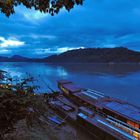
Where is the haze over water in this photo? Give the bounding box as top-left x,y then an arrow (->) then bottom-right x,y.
0,62 -> 140,107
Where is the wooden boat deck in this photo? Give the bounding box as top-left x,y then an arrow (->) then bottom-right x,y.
47,94 -> 137,140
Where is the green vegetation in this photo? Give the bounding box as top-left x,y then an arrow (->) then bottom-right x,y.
0,0 -> 83,17
0,71 -> 76,140
0,71 -> 46,139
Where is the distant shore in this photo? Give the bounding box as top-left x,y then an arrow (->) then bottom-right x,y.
1,47 -> 140,63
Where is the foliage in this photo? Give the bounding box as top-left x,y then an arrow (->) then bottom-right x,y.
0,0 -> 83,17
0,70 -> 7,81
0,72 -> 47,139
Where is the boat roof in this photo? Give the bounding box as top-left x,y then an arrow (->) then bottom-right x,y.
79,106 -> 94,116
58,80 -> 72,85
63,83 -> 82,93
103,100 -> 140,124
58,80 -> 140,124
73,89 -> 105,104
73,92 -> 97,106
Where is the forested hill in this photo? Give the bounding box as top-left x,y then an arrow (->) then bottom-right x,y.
0,47 -> 140,63
45,47 -> 140,63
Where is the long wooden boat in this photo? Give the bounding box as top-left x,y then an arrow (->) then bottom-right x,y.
55,80 -> 140,140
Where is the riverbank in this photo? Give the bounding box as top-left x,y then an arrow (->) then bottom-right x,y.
0,71 -> 63,139
2,97 -> 77,140
0,70 -> 92,140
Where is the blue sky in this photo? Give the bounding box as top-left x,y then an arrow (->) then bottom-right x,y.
0,0 -> 140,57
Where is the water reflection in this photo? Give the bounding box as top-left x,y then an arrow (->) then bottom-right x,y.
56,63 -> 140,77
0,62 -> 140,107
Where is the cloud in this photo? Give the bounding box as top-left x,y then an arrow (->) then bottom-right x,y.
30,34 -> 56,40
0,36 -> 25,48
57,46 -> 85,53
0,49 -> 11,54
14,6 -> 49,23
0,0 -> 140,57
24,11 -> 48,21
35,46 -> 85,55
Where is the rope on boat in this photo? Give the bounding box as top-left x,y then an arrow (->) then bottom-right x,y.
40,75 -> 55,93
52,113 -> 70,129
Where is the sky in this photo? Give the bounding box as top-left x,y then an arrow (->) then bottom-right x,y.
0,0 -> 140,58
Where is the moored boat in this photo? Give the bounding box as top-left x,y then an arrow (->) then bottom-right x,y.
57,80 -> 140,140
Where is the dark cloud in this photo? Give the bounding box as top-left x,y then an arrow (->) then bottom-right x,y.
0,0 -> 140,57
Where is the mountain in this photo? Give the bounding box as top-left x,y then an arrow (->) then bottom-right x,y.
0,55 -> 34,62
0,47 -> 140,63
0,56 -> 9,62
10,55 -> 31,61
44,47 -> 140,63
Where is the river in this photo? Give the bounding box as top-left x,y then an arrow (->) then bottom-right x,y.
0,62 -> 140,107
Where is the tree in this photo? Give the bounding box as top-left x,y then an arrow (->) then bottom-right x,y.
0,0 -> 83,17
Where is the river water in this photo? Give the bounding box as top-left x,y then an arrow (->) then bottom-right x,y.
0,62 -> 140,107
